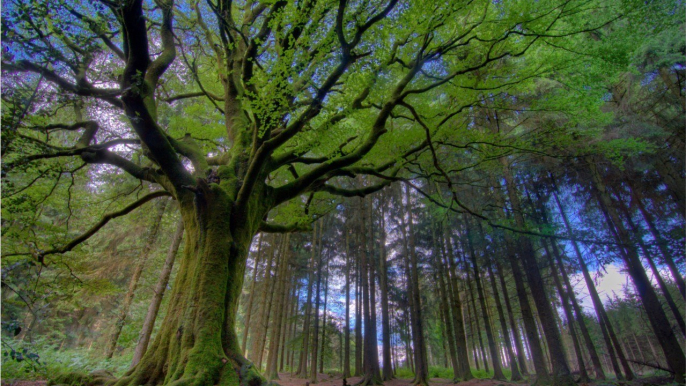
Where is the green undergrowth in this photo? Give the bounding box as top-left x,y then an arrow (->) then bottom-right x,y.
1,338 -> 131,380
394,366 -> 513,380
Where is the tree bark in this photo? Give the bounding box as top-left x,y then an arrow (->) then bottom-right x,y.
589,160 -> 684,383
379,201 -> 394,381
541,238 -> 590,383
266,234 -> 291,379
444,229 -> 474,381
310,225 -> 324,383
466,218 -> 506,380
358,196 -> 383,386
630,185 -> 686,299
434,223 -> 460,381
402,185 -> 429,386
550,178 -> 623,380
494,260 -> 529,377
297,222 -> 318,376
500,161 -> 574,386
319,259 -> 330,374
115,183 -> 273,386
132,216 -> 184,368
486,258 -> 523,381
344,225 -> 352,378
617,198 -> 685,336
241,233 -> 264,354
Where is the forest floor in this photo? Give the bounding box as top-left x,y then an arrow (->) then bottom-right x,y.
0,373 -> 675,386
265,374 -> 512,386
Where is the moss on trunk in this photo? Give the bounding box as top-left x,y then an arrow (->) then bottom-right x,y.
109,181 -> 272,386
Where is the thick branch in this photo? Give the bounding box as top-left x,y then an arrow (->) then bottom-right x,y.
259,221 -> 311,233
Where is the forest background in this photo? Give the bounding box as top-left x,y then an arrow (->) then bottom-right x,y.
0,0 -> 684,385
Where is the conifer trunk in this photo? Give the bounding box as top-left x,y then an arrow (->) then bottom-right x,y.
589,160 -> 685,383
434,224 -> 460,380
379,203 -> 394,381
310,227 -> 324,383
132,217 -> 184,368
501,162 -> 574,386
319,261 -> 330,374
466,218 -> 506,380
618,200 -> 685,335
401,186 -> 429,386
550,179 -> 621,380
297,223 -> 318,376
444,229 -> 474,381
495,260 -> 529,376
241,233 -> 264,353
486,259 -> 523,381
344,227 -> 352,378
630,186 -> 686,299
266,234 -> 291,380
542,239 -> 590,382
106,198 -> 168,359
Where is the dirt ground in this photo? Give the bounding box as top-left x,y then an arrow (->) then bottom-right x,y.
274,373 -> 514,386
0,373 -> 675,386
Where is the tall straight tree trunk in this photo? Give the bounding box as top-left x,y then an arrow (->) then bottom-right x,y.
368,198 -> 382,380
106,198 -> 169,359
241,233 -> 265,353
444,229 -> 474,380
537,181 -> 606,381
526,186 -> 591,383
344,226 -> 352,378
495,260 -> 529,376
319,261 -> 330,374
548,239 -> 606,380
251,234 -> 278,364
379,202 -> 394,381
486,258 -> 522,381
550,179 -> 624,380
355,230 -> 363,377
132,216 -> 184,367
358,196 -> 382,386
401,185 -> 429,386
266,234 -> 291,380
256,236 -> 283,370
466,218 -> 506,380
297,223 -> 318,376
589,160 -> 685,383
500,161 -> 573,386
434,224 -> 460,380
617,196 -> 686,335
285,283 -> 299,372
630,185 -> 686,299
465,266 -> 488,373
310,230 -> 325,383
541,239 -> 590,382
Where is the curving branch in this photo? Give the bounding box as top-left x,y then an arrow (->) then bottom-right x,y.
35,191 -> 171,263
2,61 -> 123,108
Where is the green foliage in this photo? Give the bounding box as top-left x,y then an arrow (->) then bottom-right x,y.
1,337 -> 131,380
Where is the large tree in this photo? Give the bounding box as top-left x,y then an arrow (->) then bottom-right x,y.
2,0 -> 621,384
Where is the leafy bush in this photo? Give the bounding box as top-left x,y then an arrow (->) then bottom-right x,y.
428,366 -> 454,379
1,337 -> 131,380
395,367 -> 414,379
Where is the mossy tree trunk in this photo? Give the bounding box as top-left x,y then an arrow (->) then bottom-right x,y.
115,184 -> 272,386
